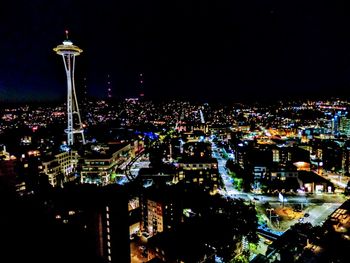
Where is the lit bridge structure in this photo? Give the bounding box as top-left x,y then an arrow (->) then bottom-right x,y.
123,148 -> 146,181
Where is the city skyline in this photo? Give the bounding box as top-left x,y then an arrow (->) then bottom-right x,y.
1,97 -> 350,262
2,1 -> 350,262
1,1 -> 350,102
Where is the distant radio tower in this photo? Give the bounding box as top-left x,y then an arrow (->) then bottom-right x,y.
83,77 -> 88,101
107,74 -> 112,99
139,72 -> 144,98
53,30 -> 85,146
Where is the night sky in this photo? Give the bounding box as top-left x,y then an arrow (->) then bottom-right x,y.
1,0 -> 350,102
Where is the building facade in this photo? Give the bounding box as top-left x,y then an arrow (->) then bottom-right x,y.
80,143 -> 133,185
42,150 -> 79,187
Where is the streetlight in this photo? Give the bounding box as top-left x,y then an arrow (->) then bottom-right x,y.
317,160 -> 323,175
266,208 -> 274,223
276,218 -> 280,229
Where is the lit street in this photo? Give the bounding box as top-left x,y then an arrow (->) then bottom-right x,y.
212,140 -> 347,232
303,203 -> 341,226
319,172 -> 350,189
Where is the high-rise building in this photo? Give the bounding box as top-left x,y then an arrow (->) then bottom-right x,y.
98,185 -> 131,263
140,185 -> 183,238
340,116 -> 350,136
50,184 -> 130,263
53,31 -> 85,146
331,114 -> 339,135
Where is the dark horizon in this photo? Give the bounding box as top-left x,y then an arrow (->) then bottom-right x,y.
0,93 -> 348,108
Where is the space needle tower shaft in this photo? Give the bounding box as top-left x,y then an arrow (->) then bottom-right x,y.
53,31 -> 85,146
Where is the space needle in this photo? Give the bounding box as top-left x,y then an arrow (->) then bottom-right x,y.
53,30 -> 85,146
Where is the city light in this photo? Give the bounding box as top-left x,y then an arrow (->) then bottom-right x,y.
1,3 -> 349,262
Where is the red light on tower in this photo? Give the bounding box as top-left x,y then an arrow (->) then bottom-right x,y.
107,74 -> 112,99
139,72 -> 144,98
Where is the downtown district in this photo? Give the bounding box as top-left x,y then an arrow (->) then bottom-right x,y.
1,97 -> 350,263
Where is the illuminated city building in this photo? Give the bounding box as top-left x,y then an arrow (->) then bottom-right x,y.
181,130 -> 206,143
51,185 -> 130,263
342,146 -> 350,175
80,142 -> 133,185
209,126 -> 232,141
140,186 -> 182,238
272,148 -> 280,162
53,31 -> 85,146
269,164 -> 298,181
128,196 -> 141,240
339,116 -> 350,136
0,145 -> 25,194
42,150 -> 79,187
0,145 -> 11,160
298,171 -> 334,193
331,113 -> 340,135
177,157 -> 219,193
97,185 -> 130,263
145,199 -> 164,235
272,146 -> 292,164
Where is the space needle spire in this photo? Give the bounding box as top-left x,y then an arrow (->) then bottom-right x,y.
53,30 -> 86,146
